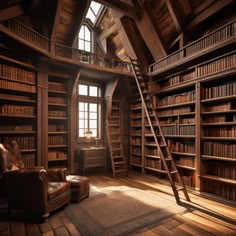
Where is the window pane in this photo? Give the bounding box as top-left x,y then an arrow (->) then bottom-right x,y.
85,42 -> 91,52
79,39 -> 84,50
89,86 -> 98,96
79,25 -> 84,39
79,112 -> 85,119
90,112 -> 97,119
90,120 -> 97,128
91,129 -> 97,137
89,103 -> 97,112
86,9 -> 96,23
90,1 -> 101,14
84,26 -> 90,41
79,129 -> 85,137
79,85 -> 88,95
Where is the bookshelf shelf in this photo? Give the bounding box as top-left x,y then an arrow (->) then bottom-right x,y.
0,58 -> 37,168
155,101 -> 195,110
47,75 -> 69,169
201,175 -> 236,185
171,151 -> 195,157
176,165 -> 195,170
201,155 -> 236,162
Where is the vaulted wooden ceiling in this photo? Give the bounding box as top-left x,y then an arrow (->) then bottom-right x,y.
0,0 -> 235,65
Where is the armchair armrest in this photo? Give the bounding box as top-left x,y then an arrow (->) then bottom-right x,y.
3,168 -> 48,217
47,168 -> 68,182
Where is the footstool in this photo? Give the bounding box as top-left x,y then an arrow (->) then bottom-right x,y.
66,175 -> 90,203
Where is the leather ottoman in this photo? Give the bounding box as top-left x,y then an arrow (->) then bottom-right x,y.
66,175 -> 90,203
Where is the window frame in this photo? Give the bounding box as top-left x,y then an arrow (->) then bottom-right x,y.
77,82 -> 103,143
78,24 -> 92,53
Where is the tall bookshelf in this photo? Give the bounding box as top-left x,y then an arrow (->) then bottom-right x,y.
130,47 -> 236,201
47,75 -> 69,168
129,79 -> 143,172
150,74 -> 197,188
199,52 -> 236,201
0,57 -> 37,167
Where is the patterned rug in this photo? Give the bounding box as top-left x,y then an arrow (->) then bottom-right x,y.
65,185 -> 186,236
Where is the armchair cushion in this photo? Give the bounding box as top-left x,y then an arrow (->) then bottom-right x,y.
48,182 -> 70,200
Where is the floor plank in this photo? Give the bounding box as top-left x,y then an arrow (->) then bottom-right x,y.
0,174 -> 235,236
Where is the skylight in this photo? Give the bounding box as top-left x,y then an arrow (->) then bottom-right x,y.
86,1 -> 102,24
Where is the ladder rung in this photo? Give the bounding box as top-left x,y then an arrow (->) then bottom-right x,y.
114,161 -> 125,165
114,169 -> 126,173
165,158 -> 172,161
176,187 -> 184,191
170,170 -> 178,174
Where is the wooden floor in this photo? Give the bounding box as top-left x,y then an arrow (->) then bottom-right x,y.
0,172 -> 236,236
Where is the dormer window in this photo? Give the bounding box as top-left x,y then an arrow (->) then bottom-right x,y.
78,25 -> 91,52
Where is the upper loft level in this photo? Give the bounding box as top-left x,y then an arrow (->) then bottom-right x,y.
1,17 -> 235,80
0,18 -> 132,76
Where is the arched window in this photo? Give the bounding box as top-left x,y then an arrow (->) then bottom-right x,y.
78,25 -> 91,52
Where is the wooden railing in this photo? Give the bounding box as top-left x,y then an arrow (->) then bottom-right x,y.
55,43 -> 132,72
6,19 -> 50,51
4,19 -> 131,73
148,19 -> 236,74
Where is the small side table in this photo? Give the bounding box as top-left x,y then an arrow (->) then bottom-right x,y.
78,146 -> 107,175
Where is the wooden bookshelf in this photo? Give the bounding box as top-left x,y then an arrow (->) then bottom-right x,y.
129,80 -> 143,171
130,30 -> 236,201
0,58 -> 37,168
47,76 -> 69,168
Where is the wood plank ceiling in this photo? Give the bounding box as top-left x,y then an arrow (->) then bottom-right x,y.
0,0 -> 235,64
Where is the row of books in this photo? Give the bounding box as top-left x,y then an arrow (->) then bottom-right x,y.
0,125 -> 33,131
156,91 -> 195,106
48,151 -> 67,160
167,140 -> 195,153
48,135 -> 66,145
130,147 -> 142,154
174,174 -> 195,187
48,125 -> 65,132
0,79 -> 36,93
201,180 -> 235,201
197,53 -> 236,78
204,126 -> 236,137
157,106 -> 193,116
0,136 -> 35,149
202,82 -> 236,100
175,156 -> 195,168
0,63 -> 36,84
203,101 -> 232,112
48,110 -> 66,118
48,82 -> 66,92
206,161 -> 236,180
203,115 -> 227,123
22,154 -> 35,168
0,104 -> 35,116
130,156 -> 142,165
202,141 -> 236,158
145,147 -> 159,156
48,96 -> 67,104
130,137 -> 142,145
145,159 -> 162,169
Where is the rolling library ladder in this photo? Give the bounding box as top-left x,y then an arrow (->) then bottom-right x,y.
106,100 -> 127,177
129,58 -> 191,205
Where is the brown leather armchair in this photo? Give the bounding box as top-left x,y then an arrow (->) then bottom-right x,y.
0,141 -> 71,218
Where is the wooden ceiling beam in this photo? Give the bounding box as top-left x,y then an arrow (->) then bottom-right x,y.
164,0 -> 183,33
0,4 -> 24,22
50,0 -> 64,41
93,0 -> 140,20
185,0 -> 234,31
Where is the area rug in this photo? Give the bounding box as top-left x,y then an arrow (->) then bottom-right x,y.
65,185 -> 186,236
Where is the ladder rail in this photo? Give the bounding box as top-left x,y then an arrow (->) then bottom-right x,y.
129,58 -> 190,204
106,101 -> 127,177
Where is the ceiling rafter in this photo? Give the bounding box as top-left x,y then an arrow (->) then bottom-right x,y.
0,4 -> 24,22
50,0 -> 64,41
164,0 -> 183,33
93,0 -> 141,20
